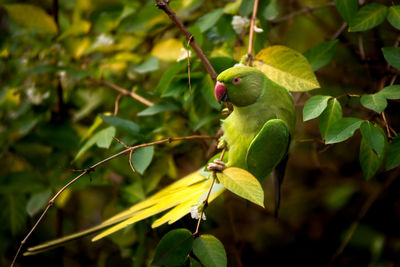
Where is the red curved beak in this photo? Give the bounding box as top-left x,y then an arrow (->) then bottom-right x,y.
215,82 -> 227,103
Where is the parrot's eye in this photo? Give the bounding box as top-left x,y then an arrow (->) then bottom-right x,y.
232,77 -> 241,84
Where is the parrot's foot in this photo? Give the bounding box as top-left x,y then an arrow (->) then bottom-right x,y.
207,159 -> 226,172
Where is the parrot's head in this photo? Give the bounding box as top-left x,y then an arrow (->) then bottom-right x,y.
215,66 -> 265,107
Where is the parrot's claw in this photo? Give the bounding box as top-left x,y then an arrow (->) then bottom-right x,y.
207,159 -> 227,172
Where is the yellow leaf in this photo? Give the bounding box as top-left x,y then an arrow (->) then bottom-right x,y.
217,167 -> 264,207
253,45 -> 320,92
151,38 -> 185,61
4,4 -> 58,34
93,179 -> 210,241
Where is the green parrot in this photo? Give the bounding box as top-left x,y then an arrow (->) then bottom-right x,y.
25,65 -> 295,255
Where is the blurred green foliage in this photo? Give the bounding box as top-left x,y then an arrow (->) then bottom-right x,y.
1,0 -> 400,266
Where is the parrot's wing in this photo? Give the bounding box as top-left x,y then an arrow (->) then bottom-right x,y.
25,170 -> 225,255
246,119 -> 290,183
246,119 -> 290,217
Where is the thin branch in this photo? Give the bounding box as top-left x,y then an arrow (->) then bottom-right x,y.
331,22 -> 347,40
381,111 -> 392,139
247,0 -> 259,66
193,147 -> 227,236
328,168 -> 400,266
358,33 -> 366,61
113,93 -> 123,116
271,2 -> 335,23
92,78 -> 154,107
11,135 -> 216,266
155,0 -> 218,82
186,35 -> 193,94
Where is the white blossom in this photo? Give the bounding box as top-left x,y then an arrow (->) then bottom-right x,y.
93,33 -> 114,48
26,86 -> 49,105
254,25 -> 264,33
232,15 -> 249,35
189,205 -> 206,220
176,48 -> 192,62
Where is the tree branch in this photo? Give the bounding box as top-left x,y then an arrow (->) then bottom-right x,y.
91,78 -> 154,107
155,0 -> 218,82
247,0 -> 259,66
11,135 -> 216,267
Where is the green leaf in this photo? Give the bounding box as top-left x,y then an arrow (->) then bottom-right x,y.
216,167 -> 264,207
100,115 -> 140,135
325,117 -> 363,144
303,95 -> 332,121
378,85 -> 400,99
195,8 -> 224,32
360,138 -> 384,180
360,93 -> 387,113
360,121 -> 386,156
319,98 -> 343,141
386,135 -> 400,170
4,4 -> 58,34
387,6 -> 400,30
75,127 -> 116,160
132,56 -> 159,74
303,40 -> 339,71
155,61 -> 187,93
26,189 -> 52,217
382,47 -> 400,71
334,0 -> 358,23
349,3 -> 388,32
137,103 -> 179,116
151,229 -> 194,266
132,146 -> 154,175
201,75 -> 221,110
253,46 -> 320,92
193,235 -> 227,267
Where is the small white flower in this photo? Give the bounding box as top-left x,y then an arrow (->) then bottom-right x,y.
189,205 -> 206,220
232,15 -> 249,35
234,63 -> 245,67
254,25 -> 264,33
177,48 -> 192,62
94,33 -> 114,48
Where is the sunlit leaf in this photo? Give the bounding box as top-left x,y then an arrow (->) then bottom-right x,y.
217,167 -> 264,207
387,5 -> 400,30
303,95 -> 331,121
195,8 -> 224,32
386,135 -> 400,170
303,40 -> 339,71
151,38 -> 185,61
360,121 -> 386,156
151,229 -> 193,266
75,127 -> 116,160
382,47 -> 400,71
360,93 -> 387,113
360,138 -> 384,180
193,235 -> 227,267
325,117 -> 362,144
349,3 -> 388,32
334,0 -> 358,23
319,98 -> 342,141
253,46 -> 320,92
4,4 -> 58,34
132,146 -> 154,175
